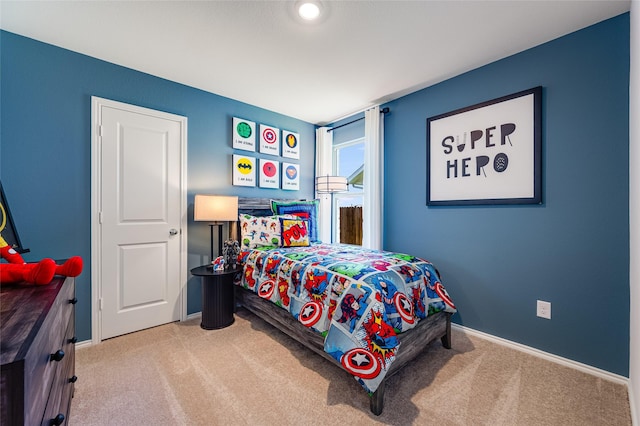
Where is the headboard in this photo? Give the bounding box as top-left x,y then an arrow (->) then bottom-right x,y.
238,197 -> 275,217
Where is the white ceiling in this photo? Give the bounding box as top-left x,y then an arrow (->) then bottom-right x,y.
0,1 -> 631,125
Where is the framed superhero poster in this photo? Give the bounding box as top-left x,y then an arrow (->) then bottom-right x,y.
427,86 -> 542,206
259,124 -> 280,156
233,155 -> 256,187
232,117 -> 256,151
0,181 -> 29,254
282,130 -> 300,159
259,159 -> 280,189
281,162 -> 300,191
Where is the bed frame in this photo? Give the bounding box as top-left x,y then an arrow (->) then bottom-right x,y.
234,198 -> 452,415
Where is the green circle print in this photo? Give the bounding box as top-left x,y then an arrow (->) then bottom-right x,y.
237,122 -> 252,139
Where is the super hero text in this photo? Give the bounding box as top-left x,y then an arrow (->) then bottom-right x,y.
441,122 -> 516,179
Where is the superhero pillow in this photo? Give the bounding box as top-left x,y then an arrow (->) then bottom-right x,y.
271,199 -> 320,243
279,218 -> 310,247
239,214 -> 294,249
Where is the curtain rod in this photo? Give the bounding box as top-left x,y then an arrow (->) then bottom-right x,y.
327,107 -> 389,133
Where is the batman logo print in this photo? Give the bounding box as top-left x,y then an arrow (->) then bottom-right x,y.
237,158 -> 253,174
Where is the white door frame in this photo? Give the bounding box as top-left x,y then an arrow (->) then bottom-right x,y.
90,96 -> 188,344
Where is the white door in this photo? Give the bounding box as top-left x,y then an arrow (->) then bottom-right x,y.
92,97 -> 187,341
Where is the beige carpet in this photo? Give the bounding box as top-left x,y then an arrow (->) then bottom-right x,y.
70,309 -> 631,425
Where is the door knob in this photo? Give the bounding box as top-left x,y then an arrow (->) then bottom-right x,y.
169,229 -> 179,236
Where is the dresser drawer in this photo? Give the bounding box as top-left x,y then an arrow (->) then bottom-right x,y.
24,277 -> 75,425
1,276 -> 76,426
41,313 -> 76,426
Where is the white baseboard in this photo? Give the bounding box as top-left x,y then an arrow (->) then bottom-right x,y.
75,339 -> 93,350
628,381 -> 638,426
453,323 -> 629,386
186,311 -> 201,321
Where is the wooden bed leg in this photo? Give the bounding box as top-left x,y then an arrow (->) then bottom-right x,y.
370,380 -> 385,416
440,314 -> 452,349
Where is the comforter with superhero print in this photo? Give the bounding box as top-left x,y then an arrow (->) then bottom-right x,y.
238,243 -> 456,394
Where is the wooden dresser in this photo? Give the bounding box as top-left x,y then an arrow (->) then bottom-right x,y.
1,276 -> 77,426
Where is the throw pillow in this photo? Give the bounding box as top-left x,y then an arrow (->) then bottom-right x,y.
280,217 -> 310,247
271,199 -> 320,242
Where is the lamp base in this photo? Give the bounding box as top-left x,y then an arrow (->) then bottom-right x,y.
208,222 -> 224,262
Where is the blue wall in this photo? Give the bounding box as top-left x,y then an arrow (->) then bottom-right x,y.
331,112 -> 365,144
0,31 -> 316,342
383,14 -> 630,375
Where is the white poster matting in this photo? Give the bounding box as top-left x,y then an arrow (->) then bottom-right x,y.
232,117 -> 256,151
428,89 -> 540,205
259,159 -> 280,189
260,124 -> 280,156
281,162 -> 300,191
282,130 -> 300,159
233,154 -> 256,187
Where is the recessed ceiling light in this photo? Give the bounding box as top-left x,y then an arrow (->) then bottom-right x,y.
298,1 -> 321,21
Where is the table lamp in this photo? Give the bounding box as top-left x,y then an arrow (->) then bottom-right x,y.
194,195 -> 239,261
315,175 -> 348,243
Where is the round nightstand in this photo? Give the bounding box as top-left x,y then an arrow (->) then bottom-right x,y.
191,265 -> 242,330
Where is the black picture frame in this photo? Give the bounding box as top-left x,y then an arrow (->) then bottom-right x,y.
0,181 -> 29,254
426,86 -> 542,206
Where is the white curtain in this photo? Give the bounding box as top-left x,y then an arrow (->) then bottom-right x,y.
363,106 -> 384,250
315,127 -> 333,243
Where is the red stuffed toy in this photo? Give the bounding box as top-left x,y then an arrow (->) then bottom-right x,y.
0,235 -> 83,285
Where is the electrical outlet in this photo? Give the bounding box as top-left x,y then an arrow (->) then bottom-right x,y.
537,300 -> 551,319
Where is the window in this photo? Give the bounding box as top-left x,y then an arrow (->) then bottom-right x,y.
333,138 -> 364,245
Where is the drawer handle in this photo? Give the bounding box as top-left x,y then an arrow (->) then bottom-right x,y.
51,413 -> 65,425
69,375 -> 78,383
69,336 -> 78,344
69,297 -> 78,304
50,350 -> 65,362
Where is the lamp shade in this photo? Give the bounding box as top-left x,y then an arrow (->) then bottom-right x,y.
315,176 -> 348,194
194,195 -> 238,222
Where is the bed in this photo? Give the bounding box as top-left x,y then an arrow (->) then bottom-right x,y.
233,198 -> 456,415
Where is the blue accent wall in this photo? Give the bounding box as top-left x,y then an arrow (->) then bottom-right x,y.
331,113 -> 365,144
0,31 -> 316,341
384,14 -> 630,375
